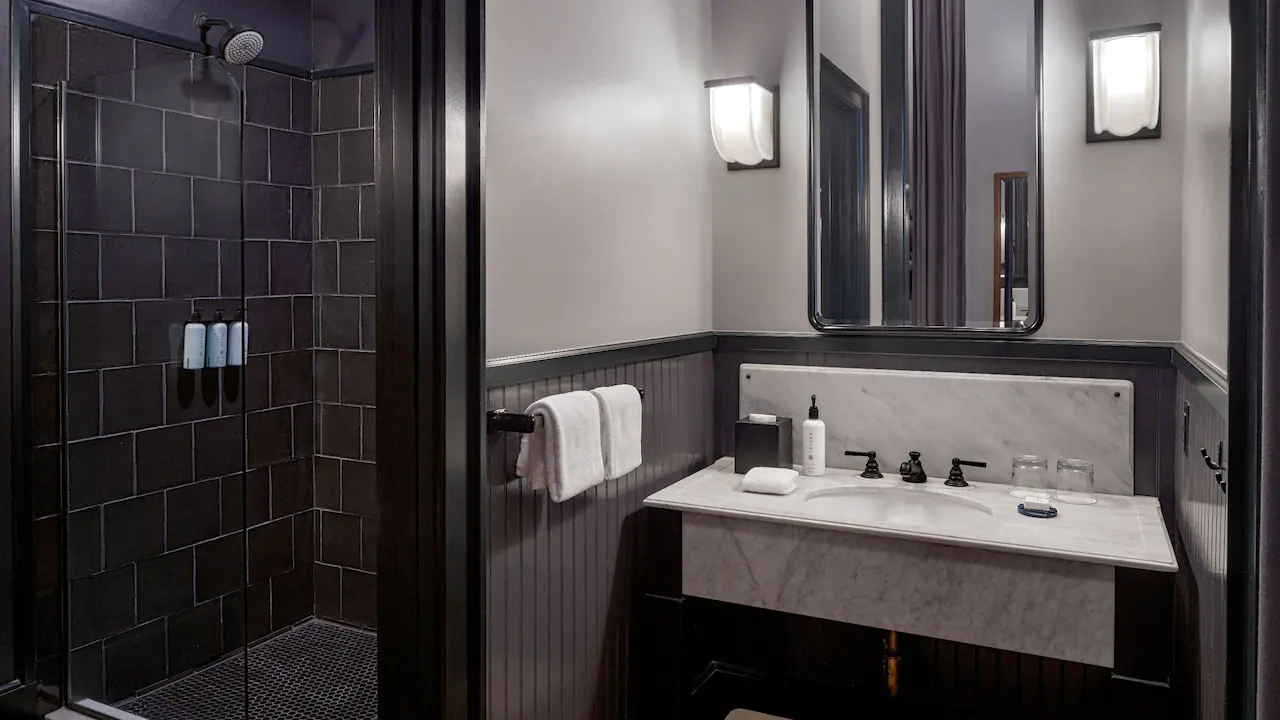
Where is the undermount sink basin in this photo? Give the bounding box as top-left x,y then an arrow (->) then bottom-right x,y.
805,485 -> 994,526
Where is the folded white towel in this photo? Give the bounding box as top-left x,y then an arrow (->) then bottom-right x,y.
741,467 -> 799,495
590,384 -> 643,479
515,391 -> 605,503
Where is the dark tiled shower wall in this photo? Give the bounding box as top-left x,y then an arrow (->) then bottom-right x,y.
25,16 -> 317,703
713,348 -> 1179,504
311,72 -> 378,630
1172,363 -> 1228,720
484,352 -> 715,719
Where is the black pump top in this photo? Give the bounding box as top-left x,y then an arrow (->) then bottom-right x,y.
809,395 -> 820,420
213,310 -> 224,322
190,310 -> 202,323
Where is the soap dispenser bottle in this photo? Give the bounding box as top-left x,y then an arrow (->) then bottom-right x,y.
205,310 -> 228,368
182,311 -> 207,370
802,394 -> 826,477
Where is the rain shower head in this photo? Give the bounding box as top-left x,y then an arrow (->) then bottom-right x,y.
195,13 -> 265,65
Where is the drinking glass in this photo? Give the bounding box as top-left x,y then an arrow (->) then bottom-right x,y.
1055,459 -> 1096,505
1011,455 -> 1051,500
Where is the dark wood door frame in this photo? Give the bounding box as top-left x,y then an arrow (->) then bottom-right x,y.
991,171 -> 1028,324
377,0 -> 486,717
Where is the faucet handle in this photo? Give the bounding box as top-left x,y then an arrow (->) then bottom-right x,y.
845,450 -> 883,479
946,458 -> 987,488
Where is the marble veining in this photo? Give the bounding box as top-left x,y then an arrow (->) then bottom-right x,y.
646,458 -> 1177,572
739,364 -> 1135,496
683,512 -> 1116,667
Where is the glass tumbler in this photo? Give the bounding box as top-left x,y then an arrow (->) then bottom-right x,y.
1011,455 -> 1051,500
1055,459 -> 1096,505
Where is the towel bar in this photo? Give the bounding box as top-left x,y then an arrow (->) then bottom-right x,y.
487,388 -> 644,434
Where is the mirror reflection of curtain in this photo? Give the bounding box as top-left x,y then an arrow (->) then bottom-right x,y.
909,0 -> 967,326
820,58 -> 871,323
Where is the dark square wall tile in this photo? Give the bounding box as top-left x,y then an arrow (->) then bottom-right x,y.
362,408 -> 377,461
103,620 -> 166,702
68,507 -> 102,580
341,461 -> 377,516
359,74 -> 375,127
314,133 -> 339,186
67,24 -> 133,101
320,511 -> 361,567
32,16 -> 68,86
320,185 -> 361,239
165,238 -> 220,298
102,364 -> 164,433
341,569 -> 376,628
166,112 -> 221,178
66,371 -> 100,441
168,600 -> 222,674
361,517 -> 378,571
294,403 -> 315,456
320,403 -> 362,460
136,423 -> 194,493
340,351 -> 376,406
220,121 -> 241,181
69,642 -> 104,702
69,565 -> 135,647
293,295 -> 315,349
270,241 -> 312,295
195,534 -> 243,602
135,42 -> 193,112
315,457 -> 341,511
166,479 -> 222,549
65,233 -> 100,300
271,350 -> 314,406
135,172 -> 193,236
291,187 -> 314,241
66,164 -> 133,233
315,563 -> 341,619
68,434 -> 134,510
67,302 -> 133,370
291,77 -> 313,132
314,241 -> 339,294
339,129 -> 375,185
246,68 -> 292,129
361,297 -> 376,350
165,364 -> 221,424
135,299 -> 192,364
339,240 -> 375,295
270,458 -> 313,518
319,296 -> 361,350
195,416 -> 245,480
221,240 -> 270,298
103,493 -> 165,568
269,129 -> 312,186
318,75 -> 361,131
316,350 -> 340,402
248,518 -> 293,584
191,58 -> 242,120
136,548 -> 194,622
247,408 -> 293,469
245,183 -> 292,240
243,124 -> 269,182
31,87 -> 58,160
100,100 -> 164,170
246,297 -> 294,354
62,92 -> 97,163
101,235 -> 164,299
194,179 -> 243,239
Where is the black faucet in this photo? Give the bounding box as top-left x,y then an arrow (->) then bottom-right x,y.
945,458 -> 988,488
899,452 -> 927,484
845,450 -> 884,478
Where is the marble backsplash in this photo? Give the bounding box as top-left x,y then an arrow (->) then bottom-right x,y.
739,364 -> 1135,496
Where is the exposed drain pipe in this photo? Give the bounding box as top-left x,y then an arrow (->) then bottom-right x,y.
884,630 -> 901,698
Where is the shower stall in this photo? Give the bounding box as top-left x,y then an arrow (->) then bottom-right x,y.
10,5 -> 380,718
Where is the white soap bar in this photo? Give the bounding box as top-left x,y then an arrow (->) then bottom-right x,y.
747,413 -> 778,423
741,467 -> 799,495
1022,497 -> 1054,513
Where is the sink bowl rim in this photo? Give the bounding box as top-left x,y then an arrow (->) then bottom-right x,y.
804,484 -> 996,517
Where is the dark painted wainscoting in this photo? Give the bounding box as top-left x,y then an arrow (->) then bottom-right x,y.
1171,348 -> 1229,720
484,348 -> 715,719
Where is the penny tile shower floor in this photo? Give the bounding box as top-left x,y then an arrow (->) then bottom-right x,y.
119,620 -> 377,720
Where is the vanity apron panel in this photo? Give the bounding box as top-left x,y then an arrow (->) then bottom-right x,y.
682,513 -> 1116,667
739,364 -> 1135,495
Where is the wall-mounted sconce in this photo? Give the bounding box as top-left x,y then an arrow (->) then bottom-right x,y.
1086,24 -> 1162,143
705,77 -> 780,170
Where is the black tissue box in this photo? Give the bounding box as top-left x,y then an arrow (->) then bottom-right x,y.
735,417 -> 793,474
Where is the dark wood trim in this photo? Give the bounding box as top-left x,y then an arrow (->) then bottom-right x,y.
1226,0 -> 1263,715
1,0 -> 19,693
715,332 -> 1173,364
992,172 -> 1029,324
486,333 -> 716,387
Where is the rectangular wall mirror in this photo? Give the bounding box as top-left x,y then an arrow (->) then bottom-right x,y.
811,0 -> 1043,332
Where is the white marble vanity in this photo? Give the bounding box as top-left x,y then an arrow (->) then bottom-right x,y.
645,458 -> 1177,668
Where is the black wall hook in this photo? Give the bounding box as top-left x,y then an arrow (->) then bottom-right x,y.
1200,441 -> 1227,493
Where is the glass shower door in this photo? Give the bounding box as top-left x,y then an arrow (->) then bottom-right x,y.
55,55 -> 249,719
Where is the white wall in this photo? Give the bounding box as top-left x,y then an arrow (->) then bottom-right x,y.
1180,0 -> 1231,374
1039,0 -> 1185,341
818,0 -> 883,324
964,0 -> 1037,324
709,0 -> 814,333
485,0 -> 714,359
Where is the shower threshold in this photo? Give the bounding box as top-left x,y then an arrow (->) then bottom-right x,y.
104,620 -> 376,720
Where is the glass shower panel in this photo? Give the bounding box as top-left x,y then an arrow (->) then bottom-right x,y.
57,56 -> 249,719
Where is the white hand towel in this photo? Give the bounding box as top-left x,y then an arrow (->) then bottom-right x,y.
515,391 -> 605,503
590,384 -> 643,479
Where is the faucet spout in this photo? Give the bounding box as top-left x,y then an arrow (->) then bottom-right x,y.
899,451 -> 927,484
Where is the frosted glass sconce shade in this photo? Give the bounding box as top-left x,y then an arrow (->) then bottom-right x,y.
1087,24 -> 1162,142
706,77 -> 779,169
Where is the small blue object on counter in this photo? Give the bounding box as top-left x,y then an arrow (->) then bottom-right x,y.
1018,503 -> 1059,519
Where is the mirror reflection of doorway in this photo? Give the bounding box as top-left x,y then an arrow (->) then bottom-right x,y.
993,172 -> 1030,327
819,56 -> 872,324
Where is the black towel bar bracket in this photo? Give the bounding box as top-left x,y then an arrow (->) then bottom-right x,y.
487,388 -> 643,435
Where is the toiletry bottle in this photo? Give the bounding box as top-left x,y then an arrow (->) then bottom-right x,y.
206,310 -> 228,368
182,311 -> 207,370
228,309 -> 247,367
802,394 -> 826,477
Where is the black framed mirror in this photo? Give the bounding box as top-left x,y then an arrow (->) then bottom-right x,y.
809,0 -> 1044,333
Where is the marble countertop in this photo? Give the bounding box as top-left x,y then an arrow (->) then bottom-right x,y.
645,458 -> 1178,572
